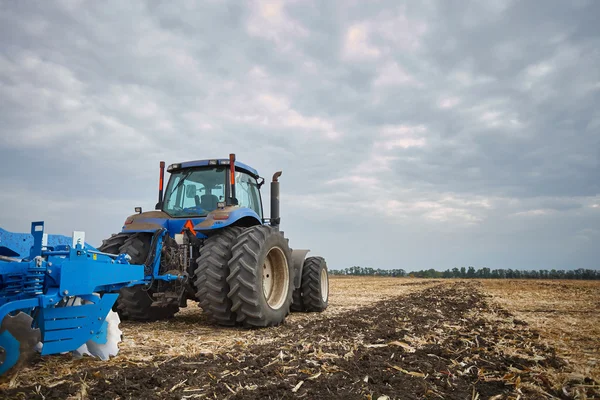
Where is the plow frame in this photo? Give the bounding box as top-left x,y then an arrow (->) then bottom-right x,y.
0,222 -> 150,374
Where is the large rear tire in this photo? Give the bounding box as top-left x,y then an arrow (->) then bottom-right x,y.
194,226 -> 244,326
227,226 -> 293,327
98,232 -> 179,321
300,256 -> 329,312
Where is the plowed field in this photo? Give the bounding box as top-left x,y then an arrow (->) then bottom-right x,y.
1,277 -> 598,399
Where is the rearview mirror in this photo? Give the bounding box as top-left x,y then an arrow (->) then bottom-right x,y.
185,184 -> 197,198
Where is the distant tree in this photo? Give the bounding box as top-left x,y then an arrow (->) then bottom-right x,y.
466,266 -> 476,278
327,266 -> 599,280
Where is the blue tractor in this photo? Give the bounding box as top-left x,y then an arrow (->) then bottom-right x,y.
98,154 -> 329,327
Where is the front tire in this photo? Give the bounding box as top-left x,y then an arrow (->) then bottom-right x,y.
227,226 -> 293,327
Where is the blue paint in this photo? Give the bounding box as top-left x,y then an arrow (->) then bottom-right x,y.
0,330 -> 20,375
0,222 -> 150,375
167,218 -> 206,236
38,294 -> 119,355
0,225 -> 96,261
122,217 -> 210,239
193,208 -> 262,232
177,159 -> 259,178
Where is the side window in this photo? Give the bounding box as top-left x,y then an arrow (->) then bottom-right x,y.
236,172 -> 262,218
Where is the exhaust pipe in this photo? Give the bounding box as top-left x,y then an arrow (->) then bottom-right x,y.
270,171 -> 282,227
156,161 -> 165,209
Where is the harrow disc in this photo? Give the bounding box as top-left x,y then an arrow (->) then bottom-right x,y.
0,312 -> 41,375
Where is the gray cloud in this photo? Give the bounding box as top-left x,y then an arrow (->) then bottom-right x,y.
0,0 -> 598,270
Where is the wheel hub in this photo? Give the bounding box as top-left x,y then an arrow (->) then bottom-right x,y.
262,257 -> 274,299
261,246 -> 289,310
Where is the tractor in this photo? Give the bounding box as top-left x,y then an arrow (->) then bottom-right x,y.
99,154 -> 329,327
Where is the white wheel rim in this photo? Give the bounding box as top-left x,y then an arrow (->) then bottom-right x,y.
321,267 -> 329,302
262,246 -> 289,309
263,256 -> 274,299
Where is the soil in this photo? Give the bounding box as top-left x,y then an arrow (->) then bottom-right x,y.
481,279 -> 600,380
2,281 -> 597,399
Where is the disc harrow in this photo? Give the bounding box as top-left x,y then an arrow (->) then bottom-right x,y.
0,221 -> 147,375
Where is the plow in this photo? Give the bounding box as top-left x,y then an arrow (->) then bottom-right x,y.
0,154 -> 329,376
0,222 -> 143,374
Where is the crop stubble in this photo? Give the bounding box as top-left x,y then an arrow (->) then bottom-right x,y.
480,279 -> 600,381
0,277 -> 597,399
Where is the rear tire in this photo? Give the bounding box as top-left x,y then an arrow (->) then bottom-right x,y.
98,232 -> 179,321
98,233 -> 129,255
227,226 -> 293,327
300,256 -> 329,312
194,226 -> 244,326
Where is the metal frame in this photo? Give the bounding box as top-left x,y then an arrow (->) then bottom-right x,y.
0,222 -> 153,374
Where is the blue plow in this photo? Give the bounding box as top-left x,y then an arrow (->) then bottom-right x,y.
0,222 -> 146,375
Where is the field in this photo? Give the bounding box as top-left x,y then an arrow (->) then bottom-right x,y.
1,277 -> 598,399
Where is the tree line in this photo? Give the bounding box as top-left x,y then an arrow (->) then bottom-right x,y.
329,266 -> 600,280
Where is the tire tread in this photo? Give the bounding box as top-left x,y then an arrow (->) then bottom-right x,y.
194,227 -> 244,326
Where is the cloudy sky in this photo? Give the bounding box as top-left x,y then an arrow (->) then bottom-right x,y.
1,0 -> 598,271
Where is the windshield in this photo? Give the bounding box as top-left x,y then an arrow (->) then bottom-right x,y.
163,167 -> 263,218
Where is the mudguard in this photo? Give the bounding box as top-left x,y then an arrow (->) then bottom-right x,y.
120,211 -> 209,239
121,211 -> 171,233
194,207 -> 262,233
291,249 -> 310,289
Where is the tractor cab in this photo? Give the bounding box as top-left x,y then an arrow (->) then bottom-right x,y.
159,159 -> 264,220
122,155 -> 269,238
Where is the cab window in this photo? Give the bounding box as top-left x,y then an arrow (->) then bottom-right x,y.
235,171 -> 263,219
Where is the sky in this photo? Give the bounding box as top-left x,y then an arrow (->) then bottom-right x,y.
0,0 -> 599,271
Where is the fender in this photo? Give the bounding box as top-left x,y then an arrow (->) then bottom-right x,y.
121,211 -> 170,233
291,249 -> 310,289
194,206 -> 262,233
121,211 -> 210,239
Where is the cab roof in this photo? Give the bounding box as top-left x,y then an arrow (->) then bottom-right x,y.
169,159 -> 259,178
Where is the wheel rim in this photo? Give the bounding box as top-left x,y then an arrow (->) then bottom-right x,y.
320,267 -> 329,302
262,246 -> 289,309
